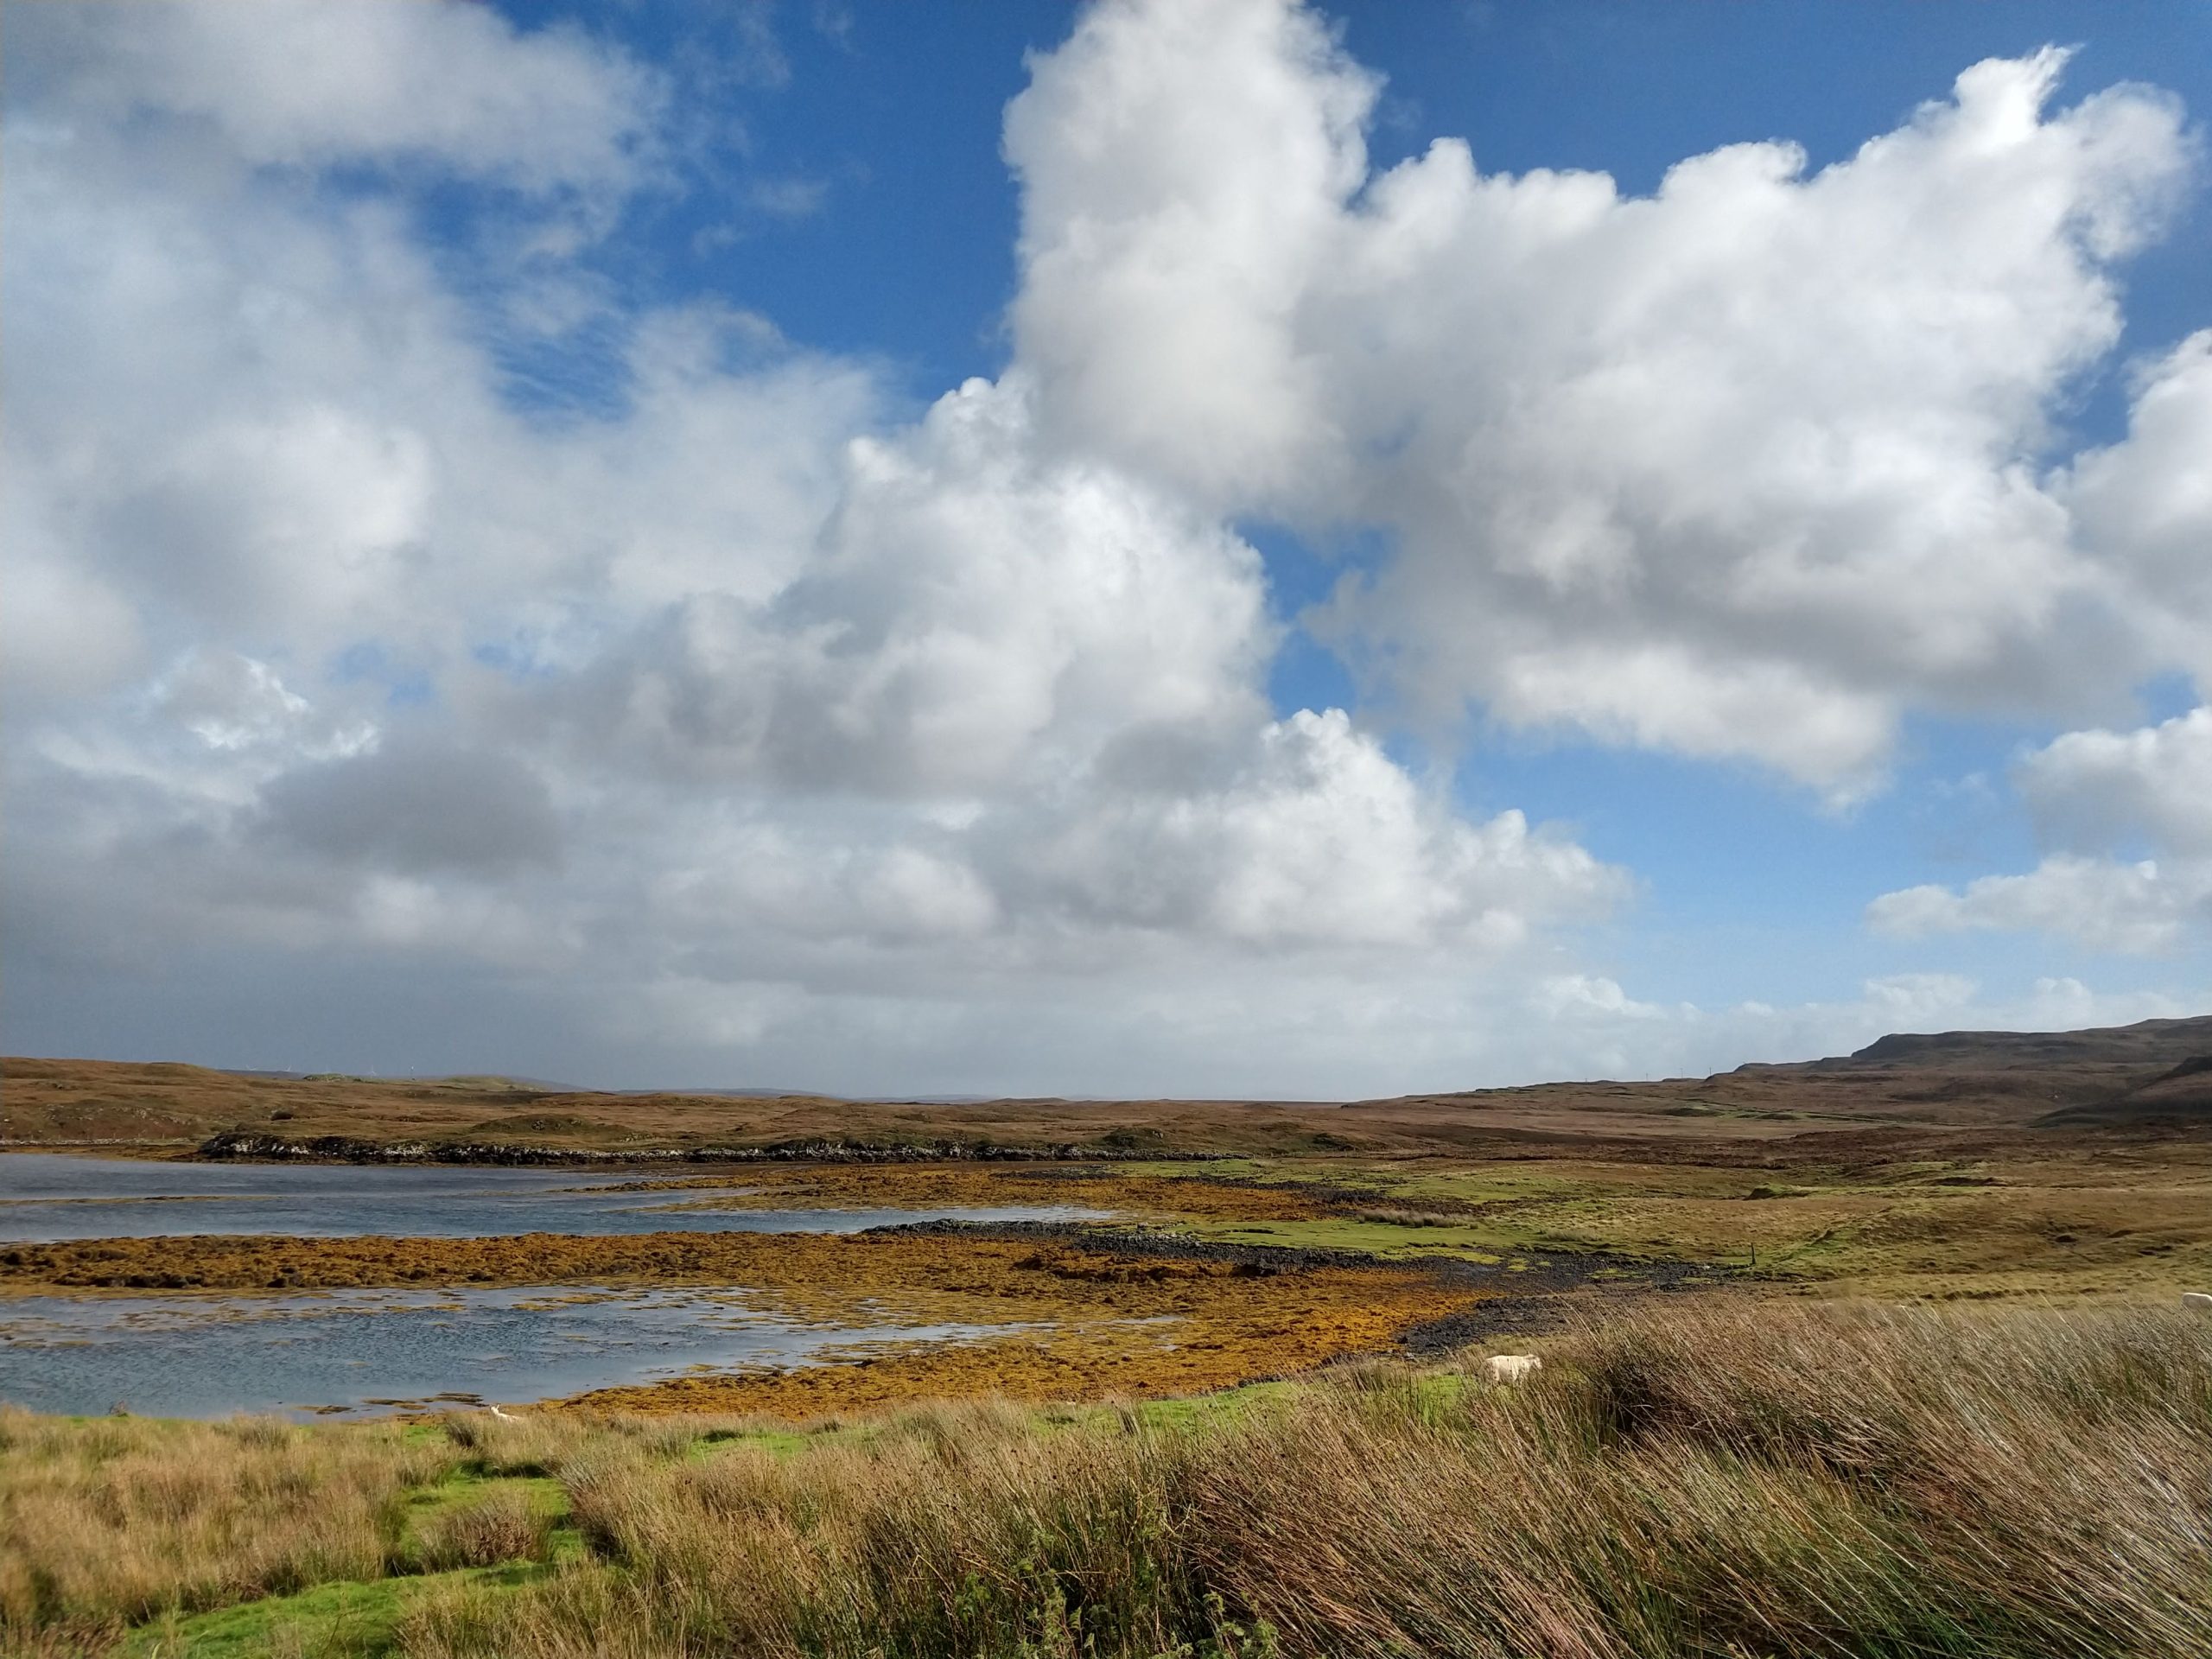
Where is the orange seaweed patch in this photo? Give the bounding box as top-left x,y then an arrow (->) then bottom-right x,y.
617,1160 -> 1328,1224
554,1262 -> 1466,1414
0,1233 -> 1279,1310
0,1230 -> 1474,1414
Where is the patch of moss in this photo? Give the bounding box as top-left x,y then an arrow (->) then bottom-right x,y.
1198,1217 -> 1509,1259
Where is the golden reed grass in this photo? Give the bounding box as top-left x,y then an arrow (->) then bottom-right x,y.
0,1411 -> 453,1651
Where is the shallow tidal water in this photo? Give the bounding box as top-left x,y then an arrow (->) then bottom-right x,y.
0,1287 -> 1033,1418
0,1152 -> 1101,1415
0,1152 -> 1107,1243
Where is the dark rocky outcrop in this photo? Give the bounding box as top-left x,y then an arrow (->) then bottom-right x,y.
2033,1054 -> 2212,1129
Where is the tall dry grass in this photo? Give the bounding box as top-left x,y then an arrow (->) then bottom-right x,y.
1202,1300 -> 2212,1657
396,1298 -> 2212,1659
0,1409 -> 455,1649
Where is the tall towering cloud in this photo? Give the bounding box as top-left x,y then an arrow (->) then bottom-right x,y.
4,0 -> 1637,1094
1010,5 -> 2196,791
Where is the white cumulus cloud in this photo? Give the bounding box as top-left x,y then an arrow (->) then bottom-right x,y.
3,0 -> 1637,1093
6,0 -> 2209,1090
1007,3 -> 2199,792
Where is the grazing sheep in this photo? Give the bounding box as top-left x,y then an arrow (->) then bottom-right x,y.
1484,1353 -> 1542,1384
2183,1292 -> 2212,1313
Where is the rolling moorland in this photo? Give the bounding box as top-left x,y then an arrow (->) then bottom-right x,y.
11,1013 -> 2212,1157
3,1016 -> 2212,1656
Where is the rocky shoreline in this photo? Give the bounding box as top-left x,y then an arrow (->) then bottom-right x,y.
193,1130 -> 1229,1166
852,1217 -> 1730,1369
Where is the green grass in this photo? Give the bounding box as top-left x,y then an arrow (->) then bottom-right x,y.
120,1563 -> 553,1659
690,1423 -> 818,1459
1196,1217 -> 1510,1258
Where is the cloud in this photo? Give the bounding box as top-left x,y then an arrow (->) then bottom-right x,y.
1007,4 -> 2198,791
1870,858 -> 2207,955
1870,707 -> 2212,954
1857,308 -> 2212,957
2018,706 -> 2212,857
6,0 -> 2209,1091
3,72 -> 881,696
2063,330 -> 2212,680
2,0 -> 1632,1093
1018,709 -> 1626,950
1533,975 -> 1671,1021
257,736 -> 563,878
10,2 -> 660,194
1005,0 -> 1376,505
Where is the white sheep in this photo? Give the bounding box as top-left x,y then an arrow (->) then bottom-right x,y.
2183,1292 -> 2212,1313
1484,1353 -> 1542,1384
487,1403 -> 519,1421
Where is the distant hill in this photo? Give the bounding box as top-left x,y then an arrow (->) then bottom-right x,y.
6,1009 -> 2211,1158
1349,1011 -> 2212,1142
1794,1015 -> 2212,1129
1840,1016 -> 2212,1070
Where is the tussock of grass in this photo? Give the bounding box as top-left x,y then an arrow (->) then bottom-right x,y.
412,1486 -> 555,1573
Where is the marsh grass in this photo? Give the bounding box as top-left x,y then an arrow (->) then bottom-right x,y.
0,1411 -> 454,1651
10,1300 -> 2210,1657
393,1298 -> 2212,1659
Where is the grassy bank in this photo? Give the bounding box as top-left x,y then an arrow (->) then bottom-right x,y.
6,1296 -> 2209,1657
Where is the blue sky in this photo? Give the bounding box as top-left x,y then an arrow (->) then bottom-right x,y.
4,1 -> 2209,1092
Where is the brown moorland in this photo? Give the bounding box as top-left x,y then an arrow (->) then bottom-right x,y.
10,1012 -> 2209,1159
5,1018 -> 2212,1653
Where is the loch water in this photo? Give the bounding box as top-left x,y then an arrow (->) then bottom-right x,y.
0,1152 -> 1097,1416
0,1287 -> 1033,1419
0,1152 -> 1106,1242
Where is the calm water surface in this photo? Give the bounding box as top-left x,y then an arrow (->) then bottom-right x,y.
0,1153 -> 1096,1416
0,1287 -> 1034,1418
0,1153 -> 1106,1242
